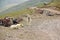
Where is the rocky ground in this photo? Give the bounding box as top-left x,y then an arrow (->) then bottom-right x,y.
0,14 -> 60,40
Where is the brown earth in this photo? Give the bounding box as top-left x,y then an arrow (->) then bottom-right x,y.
0,14 -> 60,40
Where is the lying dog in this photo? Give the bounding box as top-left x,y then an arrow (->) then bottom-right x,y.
10,23 -> 24,29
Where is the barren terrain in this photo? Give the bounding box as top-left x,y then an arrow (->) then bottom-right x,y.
0,14 -> 60,40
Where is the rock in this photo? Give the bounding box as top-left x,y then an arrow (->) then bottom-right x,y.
43,10 -> 55,16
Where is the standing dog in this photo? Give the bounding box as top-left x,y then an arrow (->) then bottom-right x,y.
22,14 -> 32,25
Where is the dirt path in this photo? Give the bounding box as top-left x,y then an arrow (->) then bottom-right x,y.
0,14 -> 60,40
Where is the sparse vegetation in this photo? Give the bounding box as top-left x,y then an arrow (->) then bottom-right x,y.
0,0 -> 60,18
0,9 -> 32,18
47,0 -> 60,8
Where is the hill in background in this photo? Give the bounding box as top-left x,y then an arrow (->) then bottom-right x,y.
0,0 -> 60,18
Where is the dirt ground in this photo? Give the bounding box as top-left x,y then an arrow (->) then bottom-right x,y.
0,14 -> 60,40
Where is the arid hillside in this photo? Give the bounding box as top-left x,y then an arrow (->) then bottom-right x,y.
0,12 -> 60,40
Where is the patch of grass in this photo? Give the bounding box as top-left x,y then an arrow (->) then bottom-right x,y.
37,3 -> 45,7
47,0 -> 60,8
0,9 -> 32,18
